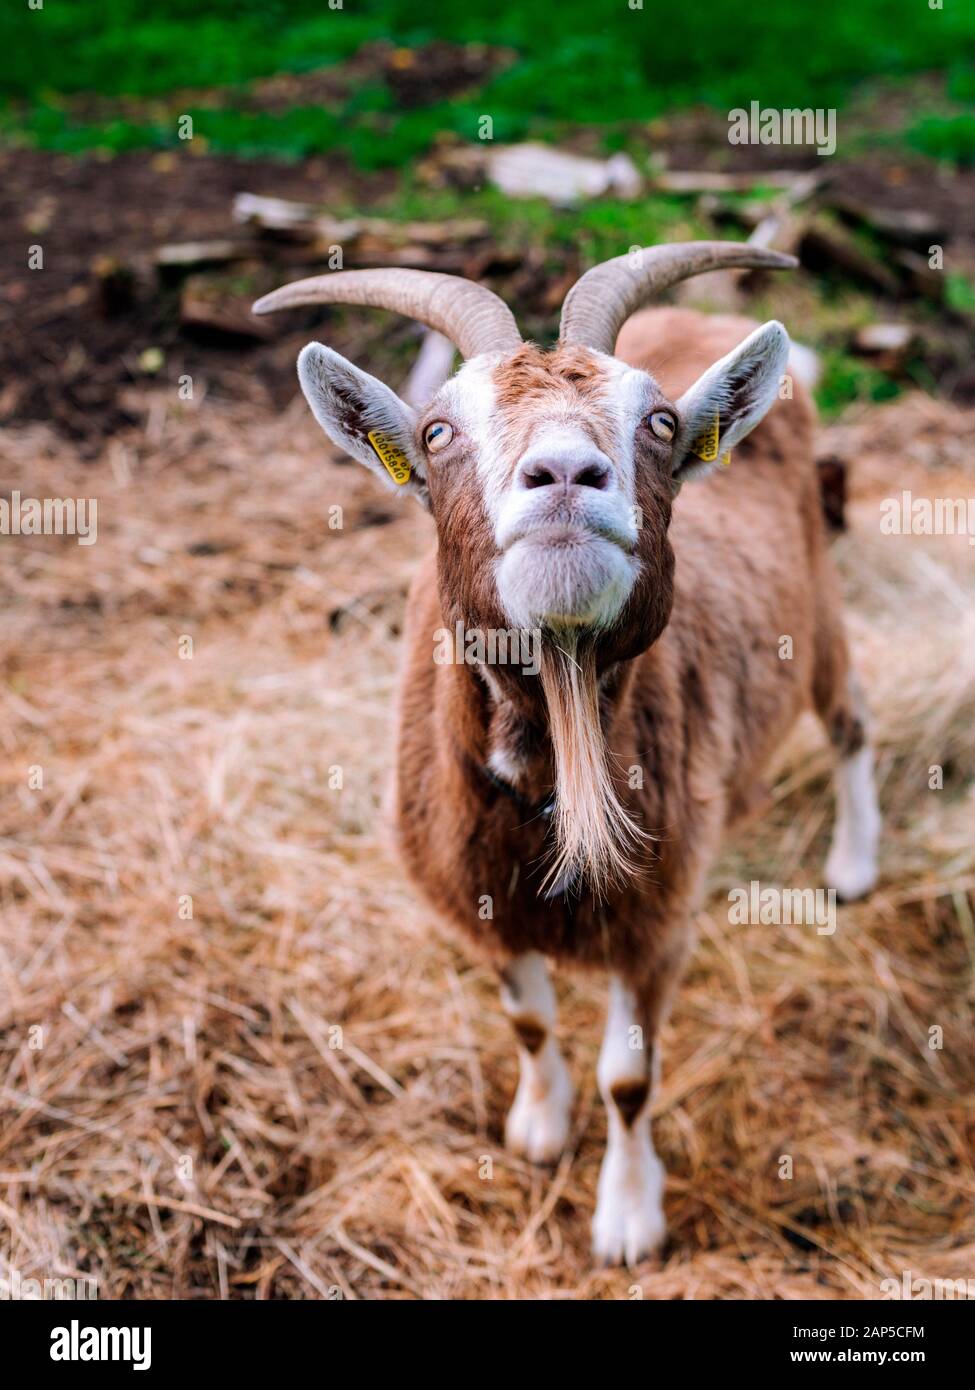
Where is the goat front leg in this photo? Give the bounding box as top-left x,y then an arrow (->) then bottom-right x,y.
499,951 -> 574,1164
592,972 -> 674,1266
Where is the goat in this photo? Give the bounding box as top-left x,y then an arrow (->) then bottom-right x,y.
254,243 -> 881,1266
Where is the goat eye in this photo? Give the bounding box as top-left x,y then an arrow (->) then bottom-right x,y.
647,410 -> 677,442
424,421 -> 454,452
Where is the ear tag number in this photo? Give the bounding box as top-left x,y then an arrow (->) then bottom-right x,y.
367,429 -> 411,485
691,410 -> 721,463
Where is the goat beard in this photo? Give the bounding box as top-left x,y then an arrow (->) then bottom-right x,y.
538,636 -> 646,898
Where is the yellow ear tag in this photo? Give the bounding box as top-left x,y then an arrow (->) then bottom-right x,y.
718,450 -> 732,469
691,410 -> 721,463
367,429 -> 411,485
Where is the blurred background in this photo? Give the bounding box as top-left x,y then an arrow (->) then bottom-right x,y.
0,1 -> 973,1300
1,0 -> 974,438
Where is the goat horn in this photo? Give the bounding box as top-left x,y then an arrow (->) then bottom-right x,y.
559,242 -> 798,355
253,268 -> 522,361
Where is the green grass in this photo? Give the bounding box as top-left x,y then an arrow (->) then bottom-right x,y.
816,349 -> 903,418
2,0 -> 974,166
1,2 -> 965,418
905,113 -> 975,166
945,273 -> 975,315
373,180 -> 707,257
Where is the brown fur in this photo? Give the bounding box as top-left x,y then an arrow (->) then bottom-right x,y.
492,342 -> 611,408
489,344 -> 623,486
512,1017 -> 548,1055
394,308 -> 855,998
610,1078 -> 651,1128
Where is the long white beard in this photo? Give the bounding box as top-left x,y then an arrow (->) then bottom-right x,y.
539,638 -> 647,897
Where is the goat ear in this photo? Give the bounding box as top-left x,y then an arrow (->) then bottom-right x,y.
671,321 -> 790,488
297,343 -> 429,508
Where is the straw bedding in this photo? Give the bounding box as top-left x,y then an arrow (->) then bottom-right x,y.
1,387 -> 973,1299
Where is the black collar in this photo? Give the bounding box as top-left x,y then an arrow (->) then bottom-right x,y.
478,761 -> 555,820
476,761 -> 585,900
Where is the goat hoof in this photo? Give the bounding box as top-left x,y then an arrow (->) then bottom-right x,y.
504,1068 -> 573,1166
592,1147 -> 666,1266
825,844 -> 878,902
591,1198 -> 667,1268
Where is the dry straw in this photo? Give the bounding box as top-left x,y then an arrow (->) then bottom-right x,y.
1,389 -> 973,1299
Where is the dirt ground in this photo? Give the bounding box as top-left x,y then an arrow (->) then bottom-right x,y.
1,364 -> 973,1297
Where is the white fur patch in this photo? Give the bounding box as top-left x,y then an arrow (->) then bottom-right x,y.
500,953 -> 574,1165
487,741 -> 525,786
496,532 -> 638,631
592,1130 -> 666,1267
825,744 -> 881,900
433,354 -> 505,511
592,977 -> 666,1266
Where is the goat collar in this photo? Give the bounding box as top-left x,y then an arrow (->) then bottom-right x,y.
476,762 -> 585,900
478,761 -> 555,820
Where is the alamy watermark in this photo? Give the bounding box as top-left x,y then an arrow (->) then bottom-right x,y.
728,880 -> 837,935
880,490 -> 975,545
880,1270 -> 974,1300
0,491 -> 97,545
1,1267 -> 98,1300
50,1319 -> 151,1371
433,622 -> 541,676
728,102 -> 836,157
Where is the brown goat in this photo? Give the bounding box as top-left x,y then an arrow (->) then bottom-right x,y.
256,247 -> 881,1265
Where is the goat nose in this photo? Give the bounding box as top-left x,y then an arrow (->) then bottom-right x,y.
517,456 -> 611,491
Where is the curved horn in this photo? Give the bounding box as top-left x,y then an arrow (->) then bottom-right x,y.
559,242 -> 798,355
253,268 -> 522,361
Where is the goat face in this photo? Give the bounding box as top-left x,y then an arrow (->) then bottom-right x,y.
295,321 -> 788,664
448,344 -> 666,639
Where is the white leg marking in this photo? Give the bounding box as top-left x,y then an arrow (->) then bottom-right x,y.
825,743 -> 881,901
500,952 -> 574,1165
592,976 -> 666,1266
